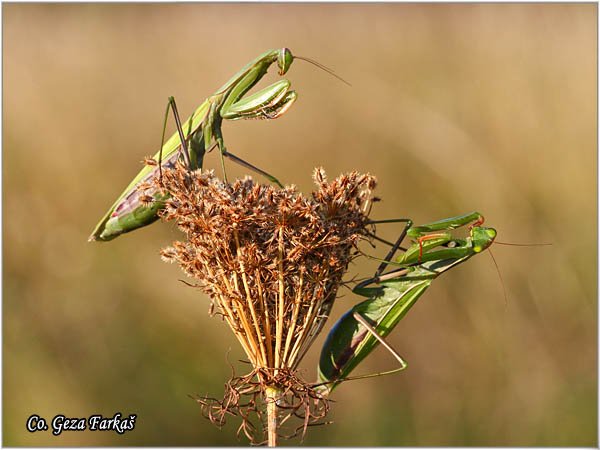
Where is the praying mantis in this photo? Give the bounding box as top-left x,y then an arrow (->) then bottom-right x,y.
315,212 -> 496,395
89,48 -> 345,242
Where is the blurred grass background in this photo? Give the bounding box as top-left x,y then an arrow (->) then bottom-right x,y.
3,3 -> 596,446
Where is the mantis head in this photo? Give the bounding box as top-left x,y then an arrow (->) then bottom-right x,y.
470,226 -> 497,253
277,48 -> 294,76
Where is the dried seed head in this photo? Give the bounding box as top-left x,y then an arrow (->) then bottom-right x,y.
144,165 -> 376,375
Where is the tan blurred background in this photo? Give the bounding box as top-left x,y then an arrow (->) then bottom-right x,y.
3,3 -> 596,446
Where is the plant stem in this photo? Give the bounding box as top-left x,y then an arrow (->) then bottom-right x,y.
265,386 -> 280,447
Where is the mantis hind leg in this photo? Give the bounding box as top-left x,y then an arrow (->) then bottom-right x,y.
352,312 -> 407,371
312,311 -> 408,392
159,97 -> 193,181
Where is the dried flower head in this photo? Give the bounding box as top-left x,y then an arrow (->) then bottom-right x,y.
141,163 -> 376,442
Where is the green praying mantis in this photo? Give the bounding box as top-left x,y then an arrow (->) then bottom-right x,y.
315,212 -> 497,395
89,48 -> 346,242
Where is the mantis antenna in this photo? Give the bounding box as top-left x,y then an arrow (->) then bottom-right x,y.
294,55 -> 352,87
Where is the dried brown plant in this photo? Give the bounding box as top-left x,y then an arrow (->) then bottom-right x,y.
140,162 -> 376,444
